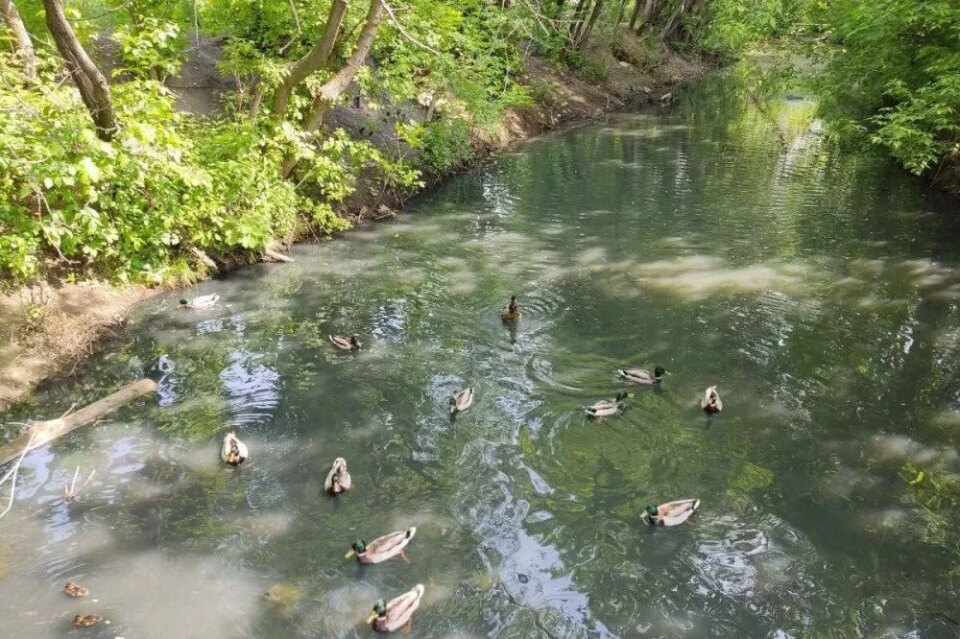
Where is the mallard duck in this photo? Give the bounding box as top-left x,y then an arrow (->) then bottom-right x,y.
367,584 -> 426,633
64,582 -> 89,598
501,295 -> 520,321
618,366 -> 666,385
645,499 -> 700,526
329,334 -> 361,351
325,457 -> 352,495
586,391 -> 628,418
73,615 -> 103,627
346,527 -> 417,565
179,294 -> 219,310
449,387 -> 474,414
220,432 -> 248,466
701,386 -> 722,413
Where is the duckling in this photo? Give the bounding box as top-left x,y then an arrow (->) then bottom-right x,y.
449,387 -> 474,414
179,294 -> 220,310
618,366 -> 666,385
64,582 -> 89,598
586,392 -> 629,418
325,457 -> 352,496
329,334 -> 361,351
645,499 -> 700,526
501,296 -> 520,321
220,432 -> 248,466
73,615 -> 103,627
346,527 -> 417,565
367,584 -> 426,633
701,385 -> 722,413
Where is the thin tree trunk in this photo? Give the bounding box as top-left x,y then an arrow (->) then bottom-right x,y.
281,0 -> 385,177
567,0 -> 590,42
270,0 -> 349,117
42,0 -> 118,140
576,0 -> 605,48
636,0 -> 657,32
628,0 -> 643,29
617,0 -> 628,23
659,0 -> 685,41
0,0 -> 36,78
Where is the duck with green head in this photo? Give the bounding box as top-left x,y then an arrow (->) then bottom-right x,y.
179,294 -> 220,310
618,366 -> 667,385
345,527 -> 417,565
645,499 -> 700,526
586,391 -> 629,418
367,584 -> 425,633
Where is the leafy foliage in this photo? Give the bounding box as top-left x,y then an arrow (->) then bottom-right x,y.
812,0 -> 960,181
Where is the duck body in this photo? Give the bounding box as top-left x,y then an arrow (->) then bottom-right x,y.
646,499 -> 700,526
349,527 -> 417,565
64,582 -> 89,598
701,386 -> 722,413
369,584 -> 426,633
73,615 -> 103,627
220,432 -> 248,466
449,387 -> 474,414
618,366 -> 666,385
501,296 -> 521,322
180,294 -> 219,310
586,392 -> 628,418
325,457 -> 352,495
329,334 -> 361,351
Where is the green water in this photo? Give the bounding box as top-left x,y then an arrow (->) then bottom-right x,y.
4,74 -> 960,638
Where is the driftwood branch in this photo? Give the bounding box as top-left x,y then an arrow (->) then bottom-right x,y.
0,378 -> 157,467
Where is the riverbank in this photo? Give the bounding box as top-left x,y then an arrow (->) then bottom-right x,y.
0,42 -> 706,415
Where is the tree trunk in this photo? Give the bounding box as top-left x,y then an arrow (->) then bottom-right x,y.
41,0 -> 118,140
270,0 -> 349,117
0,379 -> 157,466
281,0 -> 385,178
0,0 -> 36,78
628,0 -> 643,29
576,0 -> 605,48
636,0 -> 657,32
567,0 -> 590,42
616,0 -> 628,23
659,0 -> 685,41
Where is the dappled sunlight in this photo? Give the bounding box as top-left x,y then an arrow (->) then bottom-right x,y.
628,255 -> 815,300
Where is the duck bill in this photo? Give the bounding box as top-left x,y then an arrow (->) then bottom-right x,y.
344,550 -> 355,559
365,612 -> 378,624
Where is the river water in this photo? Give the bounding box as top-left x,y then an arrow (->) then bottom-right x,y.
3,73 -> 960,639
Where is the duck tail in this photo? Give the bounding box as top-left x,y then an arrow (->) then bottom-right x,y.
406,526 -> 417,539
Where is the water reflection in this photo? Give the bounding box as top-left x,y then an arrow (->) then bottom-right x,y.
4,70 -> 960,638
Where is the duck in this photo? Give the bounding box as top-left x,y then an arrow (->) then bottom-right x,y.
586,391 -> 628,418
618,366 -> 666,385
64,582 -> 89,598
501,295 -> 520,321
220,432 -> 248,466
701,385 -> 722,413
346,527 -> 417,565
325,457 -> 352,495
645,499 -> 700,526
329,334 -> 361,351
73,615 -> 103,627
367,584 -> 426,633
179,294 -> 220,310
449,387 -> 474,414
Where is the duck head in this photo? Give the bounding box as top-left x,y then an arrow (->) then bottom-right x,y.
345,539 -> 367,558
367,599 -> 388,623
654,366 -> 666,379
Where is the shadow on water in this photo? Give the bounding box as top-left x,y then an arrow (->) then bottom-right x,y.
4,68 -> 960,638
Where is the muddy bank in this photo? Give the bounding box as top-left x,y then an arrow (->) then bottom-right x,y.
0,43 -> 706,415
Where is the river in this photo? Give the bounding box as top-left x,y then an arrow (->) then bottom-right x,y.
3,72 -> 960,638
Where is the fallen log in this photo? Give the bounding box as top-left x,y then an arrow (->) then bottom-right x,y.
0,378 -> 157,466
